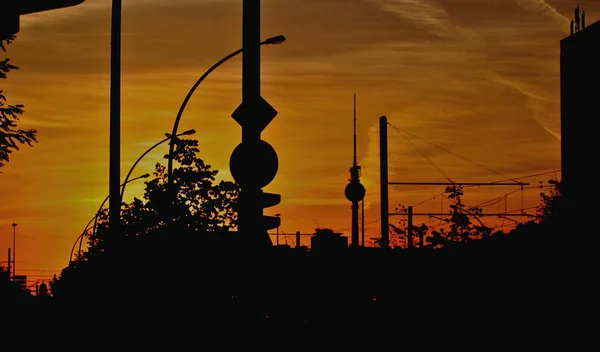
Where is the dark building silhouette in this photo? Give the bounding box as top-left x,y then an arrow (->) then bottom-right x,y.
560,16 -> 599,229
310,228 -> 348,252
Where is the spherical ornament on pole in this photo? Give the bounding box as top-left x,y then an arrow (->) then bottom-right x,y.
229,139 -> 279,189
345,182 -> 366,203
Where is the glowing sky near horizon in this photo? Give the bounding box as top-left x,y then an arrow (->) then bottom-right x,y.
1,0 -> 596,281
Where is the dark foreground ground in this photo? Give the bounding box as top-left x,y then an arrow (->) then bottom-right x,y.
4,234 -> 593,344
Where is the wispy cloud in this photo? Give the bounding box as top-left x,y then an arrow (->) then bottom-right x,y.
514,0 -> 570,23
544,126 -> 561,140
19,0 -> 238,28
368,0 -> 479,41
485,71 -> 559,139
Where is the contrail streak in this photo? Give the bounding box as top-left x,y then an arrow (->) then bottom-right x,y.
522,0 -> 570,23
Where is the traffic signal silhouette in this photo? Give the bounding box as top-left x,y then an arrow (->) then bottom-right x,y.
261,191 -> 281,231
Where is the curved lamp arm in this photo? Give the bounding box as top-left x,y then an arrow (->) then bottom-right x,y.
121,129 -> 195,204
166,35 -> 286,187
166,48 -> 242,188
120,137 -> 169,203
69,174 -> 149,265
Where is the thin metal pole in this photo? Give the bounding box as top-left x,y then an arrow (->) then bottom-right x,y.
361,198 -> 365,246
7,248 -> 11,281
407,206 -> 413,249
11,223 -> 16,277
275,213 -> 281,245
108,0 -> 122,242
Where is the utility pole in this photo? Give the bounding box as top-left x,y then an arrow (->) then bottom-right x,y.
108,0 -> 122,244
379,116 -> 389,249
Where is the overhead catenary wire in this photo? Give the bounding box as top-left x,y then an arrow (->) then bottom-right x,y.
389,123 -> 454,183
387,122 -> 525,184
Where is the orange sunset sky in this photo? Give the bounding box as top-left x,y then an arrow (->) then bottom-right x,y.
1,0 -> 596,283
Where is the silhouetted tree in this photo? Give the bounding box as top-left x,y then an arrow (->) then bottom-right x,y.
429,185 -> 491,245
389,185 -> 492,249
0,36 -> 37,169
79,137 -> 239,253
50,139 -> 240,303
389,204 -> 429,248
536,178 -> 563,226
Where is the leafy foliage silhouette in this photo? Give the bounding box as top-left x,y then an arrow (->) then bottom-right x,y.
84,137 -> 240,253
536,178 -> 563,226
384,181 -> 564,250
385,184 -> 492,249
0,35 -> 37,170
50,138 -> 241,300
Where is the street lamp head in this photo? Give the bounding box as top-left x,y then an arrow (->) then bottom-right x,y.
140,173 -> 151,178
182,129 -> 196,136
264,35 -> 286,45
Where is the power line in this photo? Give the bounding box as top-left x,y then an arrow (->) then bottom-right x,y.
405,169 -> 559,208
387,122 -> 521,183
336,219 -> 380,233
389,124 -> 453,183
487,169 -> 561,183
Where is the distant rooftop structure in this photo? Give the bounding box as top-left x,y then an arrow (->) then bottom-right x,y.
570,5 -> 590,35
310,228 -> 348,252
562,12 -> 600,44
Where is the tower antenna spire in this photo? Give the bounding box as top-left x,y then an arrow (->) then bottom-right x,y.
353,93 -> 357,167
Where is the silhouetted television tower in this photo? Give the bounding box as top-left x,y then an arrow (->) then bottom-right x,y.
344,94 -> 366,248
